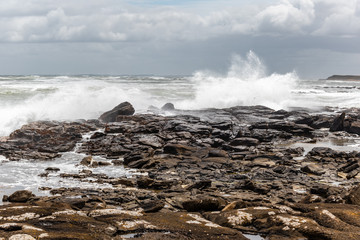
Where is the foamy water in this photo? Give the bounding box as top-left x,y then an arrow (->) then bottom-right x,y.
1,51 -> 360,136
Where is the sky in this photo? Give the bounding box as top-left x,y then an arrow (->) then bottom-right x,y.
0,0 -> 359,78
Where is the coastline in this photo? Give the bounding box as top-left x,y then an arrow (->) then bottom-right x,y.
1,102 -> 360,239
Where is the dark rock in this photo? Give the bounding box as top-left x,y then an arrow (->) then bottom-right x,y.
347,185 -> 360,205
2,195 -> 8,202
186,180 -> 212,190
208,149 -> 228,158
161,103 -> 175,111
182,197 -> 226,212
348,121 -> 360,135
140,200 -> 165,213
90,132 -> 106,139
63,197 -> 87,210
99,102 -> 135,123
45,167 -> 60,172
251,121 -> 314,136
80,156 -> 93,166
163,144 -> 196,156
330,112 -> 345,132
8,190 -> 35,203
230,137 -> 259,146
137,177 -> 173,190
273,165 -> 288,174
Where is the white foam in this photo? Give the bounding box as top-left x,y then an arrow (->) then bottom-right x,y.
0,78 -> 154,136
177,51 -> 298,110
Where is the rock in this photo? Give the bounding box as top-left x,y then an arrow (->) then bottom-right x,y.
80,156 -> 93,166
90,132 -> 106,139
330,112 -> 345,132
45,167 -> 60,172
140,200 -> 165,213
161,103 -> 175,111
186,180 -> 212,190
230,137 -> 259,146
347,185 -> 360,205
99,102 -> 135,122
163,144 -> 197,156
208,149 -> 228,158
251,121 -> 314,136
348,121 -> 360,135
9,235 -> 36,240
8,190 -> 35,203
182,196 -> 226,212
2,195 -> 8,202
301,163 -> 325,175
251,158 -> 276,168
0,121 -> 99,161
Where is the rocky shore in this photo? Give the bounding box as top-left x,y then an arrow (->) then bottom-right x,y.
1,102 -> 360,239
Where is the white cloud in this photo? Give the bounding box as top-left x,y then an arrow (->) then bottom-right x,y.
254,0 -> 315,34
313,0 -> 360,37
0,0 -> 358,43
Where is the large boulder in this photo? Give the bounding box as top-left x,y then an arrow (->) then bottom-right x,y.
330,112 -> 345,132
161,103 -> 175,111
7,190 -> 35,203
99,102 -> 135,123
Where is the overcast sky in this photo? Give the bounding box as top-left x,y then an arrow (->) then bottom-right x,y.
0,0 -> 359,78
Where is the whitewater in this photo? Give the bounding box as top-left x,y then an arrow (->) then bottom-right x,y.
1,51 -> 360,136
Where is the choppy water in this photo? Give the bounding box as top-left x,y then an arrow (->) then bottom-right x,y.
1,51 -> 360,201
1,53 -> 360,137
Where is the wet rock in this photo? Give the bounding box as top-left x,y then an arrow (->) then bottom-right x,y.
161,102 -> 175,111
99,101 -> 135,122
137,177 -> 173,190
347,185 -> 360,205
252,121 -> 314,136
208,149 -> 228,158
0,120 -> 100,161
45,167 -> 60,172
140,199 -> 165,213
181,196 -> 226,212
2,195 -> 9,202
348,120 -> 360,135
7,190 -> 35,203
90,131 -> 106,139
301,163 -> 325,175
186,180 -> 212,190
230,137 -> 259,146
80,156 -> 93,166
163,144 -> 196,156
330,112 -> 345,132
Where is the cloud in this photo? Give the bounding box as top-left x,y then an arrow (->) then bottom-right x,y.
254,0 -> 315,34
313,0 -> 360,37
0,0 -> 358,43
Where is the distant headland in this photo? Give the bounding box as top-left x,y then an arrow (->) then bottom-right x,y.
326,75 -> 360,80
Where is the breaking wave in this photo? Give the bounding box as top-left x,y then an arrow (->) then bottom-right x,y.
178,51 -> 298,110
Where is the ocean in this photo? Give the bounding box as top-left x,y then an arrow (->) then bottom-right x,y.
1,61 -> 360,137
1,52 -> 360,202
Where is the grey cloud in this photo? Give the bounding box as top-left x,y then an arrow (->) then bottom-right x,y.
0,0 -> 359,43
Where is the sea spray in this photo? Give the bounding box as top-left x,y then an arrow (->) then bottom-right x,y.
178,51 -> 298,110
0,78 -> 154,136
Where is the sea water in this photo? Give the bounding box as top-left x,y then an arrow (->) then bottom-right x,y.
1,52 -> 360,136
1,51 -> 360,200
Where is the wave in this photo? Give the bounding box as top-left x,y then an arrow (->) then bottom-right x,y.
0,80 -> 154,136
178,51 -> 298,110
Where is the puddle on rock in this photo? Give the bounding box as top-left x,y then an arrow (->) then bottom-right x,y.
243,234 -> 265,240
288,135 -> 360,157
